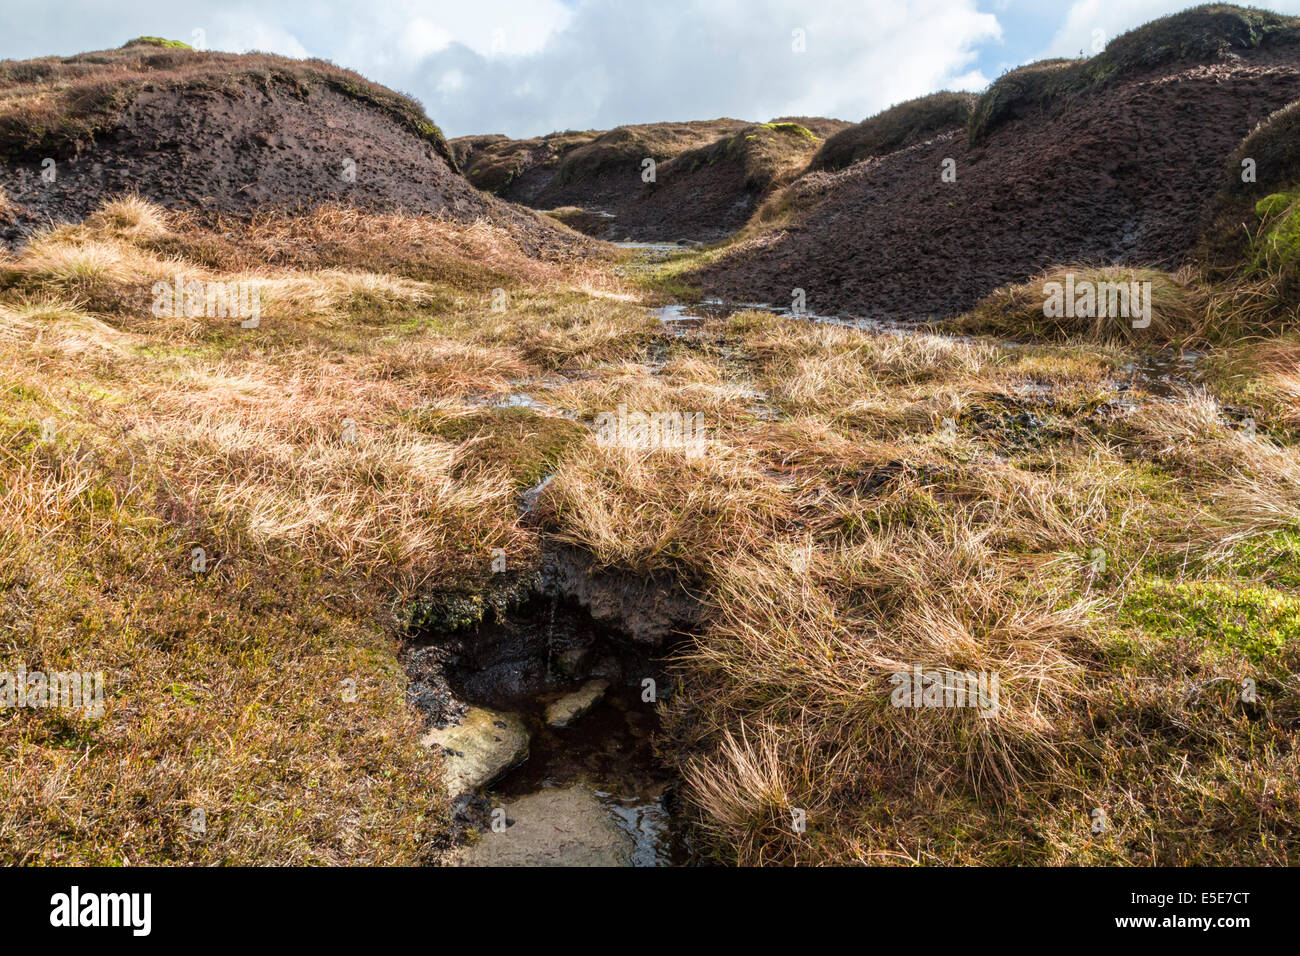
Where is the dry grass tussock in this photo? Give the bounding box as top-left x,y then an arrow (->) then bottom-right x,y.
954,265 -> 1212,345
3,194 -> 1298,866
0,198 -> 626,864
956,262 -> 1300,347
153,203 -> 619,293
551,260 -> 1300,864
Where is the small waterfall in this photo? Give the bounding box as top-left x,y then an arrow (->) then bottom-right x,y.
544,596 -> 557,681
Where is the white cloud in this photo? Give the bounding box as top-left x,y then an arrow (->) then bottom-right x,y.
399,19 -> 454,61
0,0 -> 1002,137
209,19 -> 309,58
436,69 -> 466,96
408,0 -> 1003,136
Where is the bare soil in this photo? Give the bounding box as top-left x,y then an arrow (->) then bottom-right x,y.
1,50 -> 591,257
453,117 -> 849,242
693,52 -> 1300,318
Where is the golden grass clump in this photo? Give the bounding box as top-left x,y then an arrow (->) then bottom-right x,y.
953,265 -> 1209,345
83,194 -> 171,240
3,194 -> 1300,867
0,198 -> 608,864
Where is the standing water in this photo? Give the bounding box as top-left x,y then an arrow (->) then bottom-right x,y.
411,593 -> 690,866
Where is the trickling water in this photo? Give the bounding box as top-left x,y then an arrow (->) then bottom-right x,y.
544,597 -> 557,681
519,475 -> 554,514
1123,349 -> 1204,397
654,299 -> 1205,404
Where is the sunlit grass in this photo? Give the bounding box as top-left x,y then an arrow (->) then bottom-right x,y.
2,197 -> 1298,867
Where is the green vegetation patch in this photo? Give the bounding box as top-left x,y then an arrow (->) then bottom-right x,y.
1224,528 -> 1300,590
1121,577 -> 1300,666
810,92 -> 975,172
121,36 -> 193,49
761,122 -> 817,141
1246,190 -> 1300,293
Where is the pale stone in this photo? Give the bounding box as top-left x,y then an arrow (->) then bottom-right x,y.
545,679 -> 610,728
421,706 -> 529,795
452,786 -> 633,867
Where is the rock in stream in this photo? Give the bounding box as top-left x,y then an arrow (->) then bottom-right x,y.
545,679 -> 609,728
451,785 -> 634,867
421,706 -> 530,796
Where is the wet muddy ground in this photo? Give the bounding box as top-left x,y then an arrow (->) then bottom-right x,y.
465,680 -> 688,866
412,263 -> 1208,866
410,590 -> 690,866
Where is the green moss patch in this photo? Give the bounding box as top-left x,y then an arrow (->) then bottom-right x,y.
1121,577 -> 1300,666
1224,528 -> 1300,590
122,36 -> 193,50
761,122 -> 817,141
1248,190 -> 1300,286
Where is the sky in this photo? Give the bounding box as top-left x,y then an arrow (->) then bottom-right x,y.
5,0 -> 1300,138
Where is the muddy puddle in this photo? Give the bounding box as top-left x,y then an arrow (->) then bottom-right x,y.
411,587 -> 691,867
475,391 -> 553,412
654,298 -> 926,335
655,302 -> 710,336
615,241 -> 687,251
1123,349 -> 1205,397
458,677 -> 687,867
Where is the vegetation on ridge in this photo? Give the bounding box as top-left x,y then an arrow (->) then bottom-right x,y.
969,4 -> 1300,143
809,92 -> 976,172
0,43 -> 455,165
